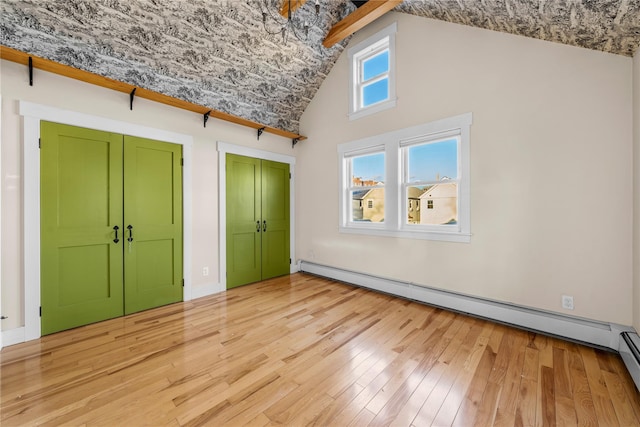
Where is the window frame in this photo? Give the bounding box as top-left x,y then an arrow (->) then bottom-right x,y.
348,23 -> 397,121
338,112 -> 472,243
342,145 -> 387,230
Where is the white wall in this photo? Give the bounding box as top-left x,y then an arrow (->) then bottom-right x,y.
634,47 -> 640,332
297,12 -> 634,325
0,59 -> 296,333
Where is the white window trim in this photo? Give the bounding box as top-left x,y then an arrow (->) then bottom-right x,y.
348,22 -> 397,121
338,112 -> 473,243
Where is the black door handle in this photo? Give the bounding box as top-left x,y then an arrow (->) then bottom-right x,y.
256,220 -> 261,232
263,220 -> 267,232
113,225 -> 120,243
127,225 -> 133,242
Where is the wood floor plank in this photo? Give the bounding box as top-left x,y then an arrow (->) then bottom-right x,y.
1,273 -> 638,427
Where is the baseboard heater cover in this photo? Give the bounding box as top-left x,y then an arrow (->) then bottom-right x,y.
620,332 -> 640,391
299,260 -> 633,353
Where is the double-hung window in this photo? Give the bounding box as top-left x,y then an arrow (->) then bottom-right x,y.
343,147 -> 386,226
349,23 -> 397,120
402,133 -> 460,230
338,113 -> 472,242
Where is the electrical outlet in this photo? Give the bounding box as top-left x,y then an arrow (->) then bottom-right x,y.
562,295 -> 574,310
202,267 -> 209,277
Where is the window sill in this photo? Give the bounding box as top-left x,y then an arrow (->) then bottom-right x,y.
349,98 -> 397,121
339,226 -> 471,243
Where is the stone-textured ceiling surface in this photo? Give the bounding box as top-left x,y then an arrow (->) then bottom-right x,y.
1,0 -> 354,134
395,0 -> 640,57
2,1 -> 640,135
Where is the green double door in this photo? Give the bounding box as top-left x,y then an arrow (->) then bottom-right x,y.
41,121 -> 183,335
226,154 -> 290,289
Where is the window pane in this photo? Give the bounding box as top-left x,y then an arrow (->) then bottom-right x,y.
351,152 -> 384,185
407,139 -> 458,182
362,79 -> 389,107
351,188 -> 384,223
406,183 -> 457,225
362,50 -> 389,80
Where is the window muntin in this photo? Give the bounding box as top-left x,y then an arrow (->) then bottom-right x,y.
338,112 -> 472,242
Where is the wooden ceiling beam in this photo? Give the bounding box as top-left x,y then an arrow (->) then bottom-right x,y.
323,0 -> 403,48
0,45 -> 306,141
279,0 -> 307,17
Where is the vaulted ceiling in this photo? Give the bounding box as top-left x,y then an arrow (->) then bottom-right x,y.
2,1 -> 639,136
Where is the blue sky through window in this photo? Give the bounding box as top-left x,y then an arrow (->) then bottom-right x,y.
408,139 -> 458,182
363,51 -> 388,80
352,152 -> 384,183
363,79 -> 388,106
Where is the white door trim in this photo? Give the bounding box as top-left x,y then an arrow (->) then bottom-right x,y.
20,101 -> 194,341
217,141 -> 296,291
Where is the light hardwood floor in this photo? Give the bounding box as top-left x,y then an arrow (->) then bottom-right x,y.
2,273 -> 639,426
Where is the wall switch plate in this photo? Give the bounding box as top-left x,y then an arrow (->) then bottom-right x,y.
562,295 -> 574,310
203,267 -> 209,277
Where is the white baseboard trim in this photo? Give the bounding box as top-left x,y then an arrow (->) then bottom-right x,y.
299,261 -> 634,352
191,282 -> 223,300
2,327 -> 26,348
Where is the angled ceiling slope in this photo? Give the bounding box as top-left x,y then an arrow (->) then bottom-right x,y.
1,1 -> 639,137
0,0 -> 356,135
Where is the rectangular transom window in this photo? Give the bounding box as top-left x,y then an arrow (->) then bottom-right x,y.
338,113 -> 472,242
349,23 -> 397,120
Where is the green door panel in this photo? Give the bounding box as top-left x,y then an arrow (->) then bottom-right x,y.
40,121 -> 124,335
226,154 -> 262,288
226,154 -> 289,288
123,136 -> 183,314
261,160 -> 290,280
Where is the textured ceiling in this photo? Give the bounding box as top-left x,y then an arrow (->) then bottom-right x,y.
2,1 -> 639,135
397,0 -> 640,57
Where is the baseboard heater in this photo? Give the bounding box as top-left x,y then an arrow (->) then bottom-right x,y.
620,332 -> 640,391
299,261 -> 634,355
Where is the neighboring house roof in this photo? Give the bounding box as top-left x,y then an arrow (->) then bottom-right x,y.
352,189 -> 371,200
419,182 -> 457,198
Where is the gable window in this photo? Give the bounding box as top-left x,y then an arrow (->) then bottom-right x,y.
348,23 -> 397,120
338,113 -> 472,242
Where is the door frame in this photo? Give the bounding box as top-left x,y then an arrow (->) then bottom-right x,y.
217,142 -> 296,290
21,101 -> 193,341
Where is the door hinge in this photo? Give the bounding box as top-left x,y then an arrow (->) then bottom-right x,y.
39,306 -> 42,317
39,138 -> 41,149
180,158 -> 184,166
289,172 -> 291,179
290,258 -> 292,264
182,279 -> 185,287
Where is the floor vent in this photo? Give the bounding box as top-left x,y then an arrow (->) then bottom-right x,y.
620,332 -> 640,391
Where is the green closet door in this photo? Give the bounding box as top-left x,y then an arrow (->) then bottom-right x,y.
226,154 -> 290,289
123,136 -> 183,314
226,154 -> 262,288
41,121 -> 124,335
261,159 -> 290,280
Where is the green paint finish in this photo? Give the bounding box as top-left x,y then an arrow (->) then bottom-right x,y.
41,121 -> 124,335
226,154 -> 289,289
123,136 -> 183,314
41,124 -> 183,334
261,159 -> 290,280
226,154 -> 262,288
